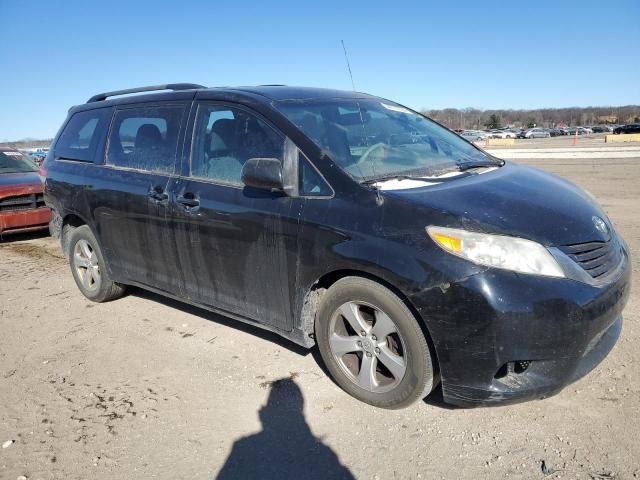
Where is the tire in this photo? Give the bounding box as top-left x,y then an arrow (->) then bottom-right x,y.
315,277 -> 435,409
68,225 -> 126,302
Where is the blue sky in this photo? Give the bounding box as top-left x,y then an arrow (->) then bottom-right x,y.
1,0 -> 638,140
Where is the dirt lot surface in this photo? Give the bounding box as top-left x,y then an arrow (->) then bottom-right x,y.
1,145 -> 639,479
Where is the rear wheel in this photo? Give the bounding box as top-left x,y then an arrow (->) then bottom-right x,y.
315,277 -> 435,409
68,225 -> 126,302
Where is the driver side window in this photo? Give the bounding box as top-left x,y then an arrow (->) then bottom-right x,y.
191,104 -> 284,185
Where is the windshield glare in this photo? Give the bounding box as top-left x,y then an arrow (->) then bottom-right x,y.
0,150 -> 37,174
276,99 -> 495,181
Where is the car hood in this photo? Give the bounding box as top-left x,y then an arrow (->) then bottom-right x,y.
0,171 -> 40,186
382,162 -> 611,246
0,172 -> 42,195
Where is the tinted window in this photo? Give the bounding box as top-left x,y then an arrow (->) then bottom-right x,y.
191,104 -> 284,185
55,108 -> 111,162
0,150 -> 37,173
107,105 -> 185,173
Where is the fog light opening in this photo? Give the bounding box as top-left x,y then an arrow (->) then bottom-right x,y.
494,360 -> 532,379
494,363 -> 508,379
514,360 -> 530,374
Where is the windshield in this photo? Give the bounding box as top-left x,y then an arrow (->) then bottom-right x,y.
0,150 -> 37,174
276,98 -> 498,181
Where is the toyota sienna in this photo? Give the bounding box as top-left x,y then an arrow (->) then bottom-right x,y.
43,84 -> 630,408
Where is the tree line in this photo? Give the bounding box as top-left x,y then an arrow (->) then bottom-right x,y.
421,105 -> 640,130
0,139 -> 52,149
2,104 -> 640,146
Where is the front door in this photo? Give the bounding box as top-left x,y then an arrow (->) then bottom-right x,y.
172,102 -> 301,331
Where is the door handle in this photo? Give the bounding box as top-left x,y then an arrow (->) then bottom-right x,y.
176,193 -> 200,209
148,188 -> 169,202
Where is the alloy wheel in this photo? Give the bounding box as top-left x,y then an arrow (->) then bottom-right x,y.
73,239 -> 101,292
329,301 -> 408,393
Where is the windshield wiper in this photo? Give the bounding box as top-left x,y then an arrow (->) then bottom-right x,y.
361,159 -> 505,186
361,172 -> 473,186
456,159 -> 505,172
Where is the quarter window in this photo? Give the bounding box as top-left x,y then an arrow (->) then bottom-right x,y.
191,104 -> 284,185
106,105 -> 185,173
54,108 -> 112,162
299,155 -> 332,196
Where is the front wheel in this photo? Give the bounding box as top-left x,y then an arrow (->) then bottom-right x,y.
68,225 -> 126,302
315,277 -> 435,409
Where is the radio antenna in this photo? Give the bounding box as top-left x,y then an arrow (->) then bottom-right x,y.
341,40 -> 357,91
341,40 -> 382,205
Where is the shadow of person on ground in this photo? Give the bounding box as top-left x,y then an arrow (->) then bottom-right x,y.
217,378 -> 354,480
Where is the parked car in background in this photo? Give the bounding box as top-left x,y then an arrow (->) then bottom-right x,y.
518,128 -> 550,139
0,147 -> 51,236
460,130 -> 488,141
549,128 -> 565,137
614,124 -> 640,135
27,149 -> 49,166
581,127 -> 594,134
564,127 -> 584,136
591,126 -> 611,133
487,129 -> 516,139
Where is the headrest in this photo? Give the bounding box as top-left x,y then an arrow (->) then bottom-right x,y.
210,118 -> 237,151
135,124 -> 163,149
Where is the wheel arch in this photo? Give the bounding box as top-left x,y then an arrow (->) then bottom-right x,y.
59,212 -> 91,257
298,269 -> 441,377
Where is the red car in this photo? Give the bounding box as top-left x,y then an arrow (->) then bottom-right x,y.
0,147 -> 51,236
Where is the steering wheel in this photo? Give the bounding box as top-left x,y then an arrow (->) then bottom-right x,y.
357,142 -> 386,165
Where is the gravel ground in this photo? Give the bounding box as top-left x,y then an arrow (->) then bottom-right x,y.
1,152 -> 639,480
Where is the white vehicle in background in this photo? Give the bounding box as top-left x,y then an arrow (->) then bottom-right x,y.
460,130 -> 488,142
487,129 -> 517,139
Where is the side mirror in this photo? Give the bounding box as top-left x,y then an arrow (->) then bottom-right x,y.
241,158 -> 284,191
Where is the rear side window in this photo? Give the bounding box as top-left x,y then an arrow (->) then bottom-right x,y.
54,108 -> 112,162
106,105 -> 185,173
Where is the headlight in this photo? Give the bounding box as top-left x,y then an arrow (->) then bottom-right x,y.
426,226 -> 564,278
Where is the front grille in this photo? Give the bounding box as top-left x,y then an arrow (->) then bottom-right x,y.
559,238 -> 623,278
0,193 -> 45,212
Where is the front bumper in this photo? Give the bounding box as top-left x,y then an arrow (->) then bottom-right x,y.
0,208 -> 51,235
410,251 -> 631,407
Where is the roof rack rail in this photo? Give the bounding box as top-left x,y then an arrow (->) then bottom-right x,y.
87,83 -> 206,103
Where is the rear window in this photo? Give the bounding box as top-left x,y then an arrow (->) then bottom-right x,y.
54,108 -> 112,162
0,150 -> 37,173
106,105 -> 185,173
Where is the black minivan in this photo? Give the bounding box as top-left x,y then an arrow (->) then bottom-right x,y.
44,84 -> 630,408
